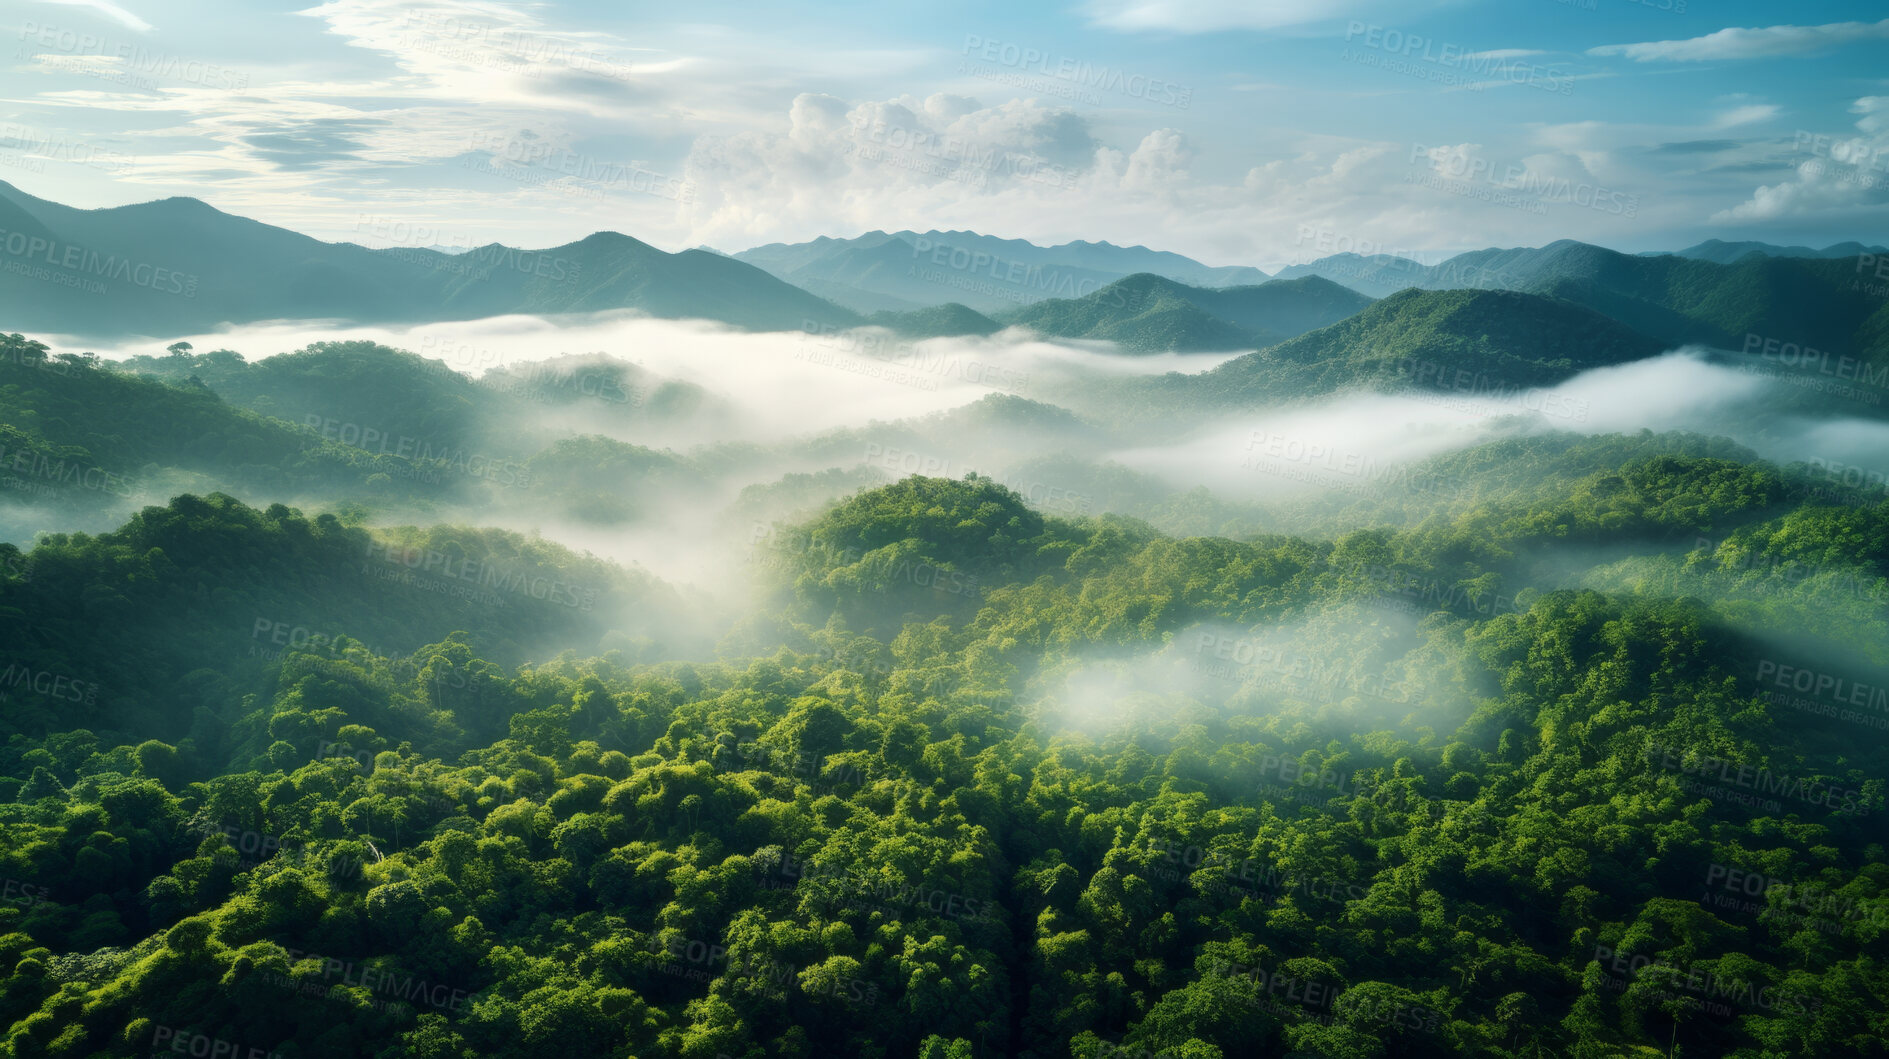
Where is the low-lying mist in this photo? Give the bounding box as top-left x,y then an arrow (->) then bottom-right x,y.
27,322 -> 1888,649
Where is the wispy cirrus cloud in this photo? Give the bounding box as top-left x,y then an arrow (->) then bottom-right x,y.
1082,0 -> 1458,34
1712,104 -> 1780,129
1589,18 -> 1889,62
24,0 -> 152,33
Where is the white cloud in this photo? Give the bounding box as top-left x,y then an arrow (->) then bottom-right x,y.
26,0 -> 152,32
1082,0 -> 1456,34
1589,18 -> 1889,62
1712,97 -> 1889,222
1712,104 -> 1780,129
679,92 -> 1112,247
1117,129 -> 1192,193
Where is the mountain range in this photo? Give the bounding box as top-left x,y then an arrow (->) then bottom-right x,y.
995,272 -> 1373,352
1659,239 -> 1889,265
730,229 -> 1271,314
0,180 -> 859,338
3,181 -> 1885,375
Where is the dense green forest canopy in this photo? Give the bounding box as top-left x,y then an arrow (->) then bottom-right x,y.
3,440 -> 1886,1056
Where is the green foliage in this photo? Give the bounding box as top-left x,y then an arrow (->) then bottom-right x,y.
2,445 -> 1887,1058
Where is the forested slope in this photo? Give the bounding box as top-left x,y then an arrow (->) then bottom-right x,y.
2,467 -> 1885,1058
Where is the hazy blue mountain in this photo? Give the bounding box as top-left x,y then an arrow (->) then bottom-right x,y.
1660,238 -> 1889,265
0,181 -> 862,337
1281,238 -> 1889,366
1071,286 -> 1670,420
735,229 -> 1270,313
1442,240 -> 1889,362
866,302 -> 1004,337
995,272 -> 1374,352
1272,252 -> 1436,298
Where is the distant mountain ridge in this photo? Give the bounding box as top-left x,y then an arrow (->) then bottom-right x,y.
1278,238 -> 1889,368
735,229 -> 1271,314
1066,286 -> 1674,420
1659,239 -> 1889,265
5,179 -> 1883,370
0,180 -> 862,338
995,272 -> 1375,352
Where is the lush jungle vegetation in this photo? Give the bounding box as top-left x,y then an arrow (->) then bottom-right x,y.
3,439 -> 1885,1057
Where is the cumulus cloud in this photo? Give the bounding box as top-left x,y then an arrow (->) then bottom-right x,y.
679,92 -> 1110,247
1589,18 -> 1889,62
1713,97 -> 1889,222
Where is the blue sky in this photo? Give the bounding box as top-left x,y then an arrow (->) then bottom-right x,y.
3,0 -> 1886,268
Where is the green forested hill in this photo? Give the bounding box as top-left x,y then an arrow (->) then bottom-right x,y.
997,274 -> 1375,353
1292,239 -> 1889,368
1063,287 -> 1668,422
2,459 -> 1885,1058
0,335 -> 431,525
0,491 -> 691,749
1206,287 -> 1666,397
